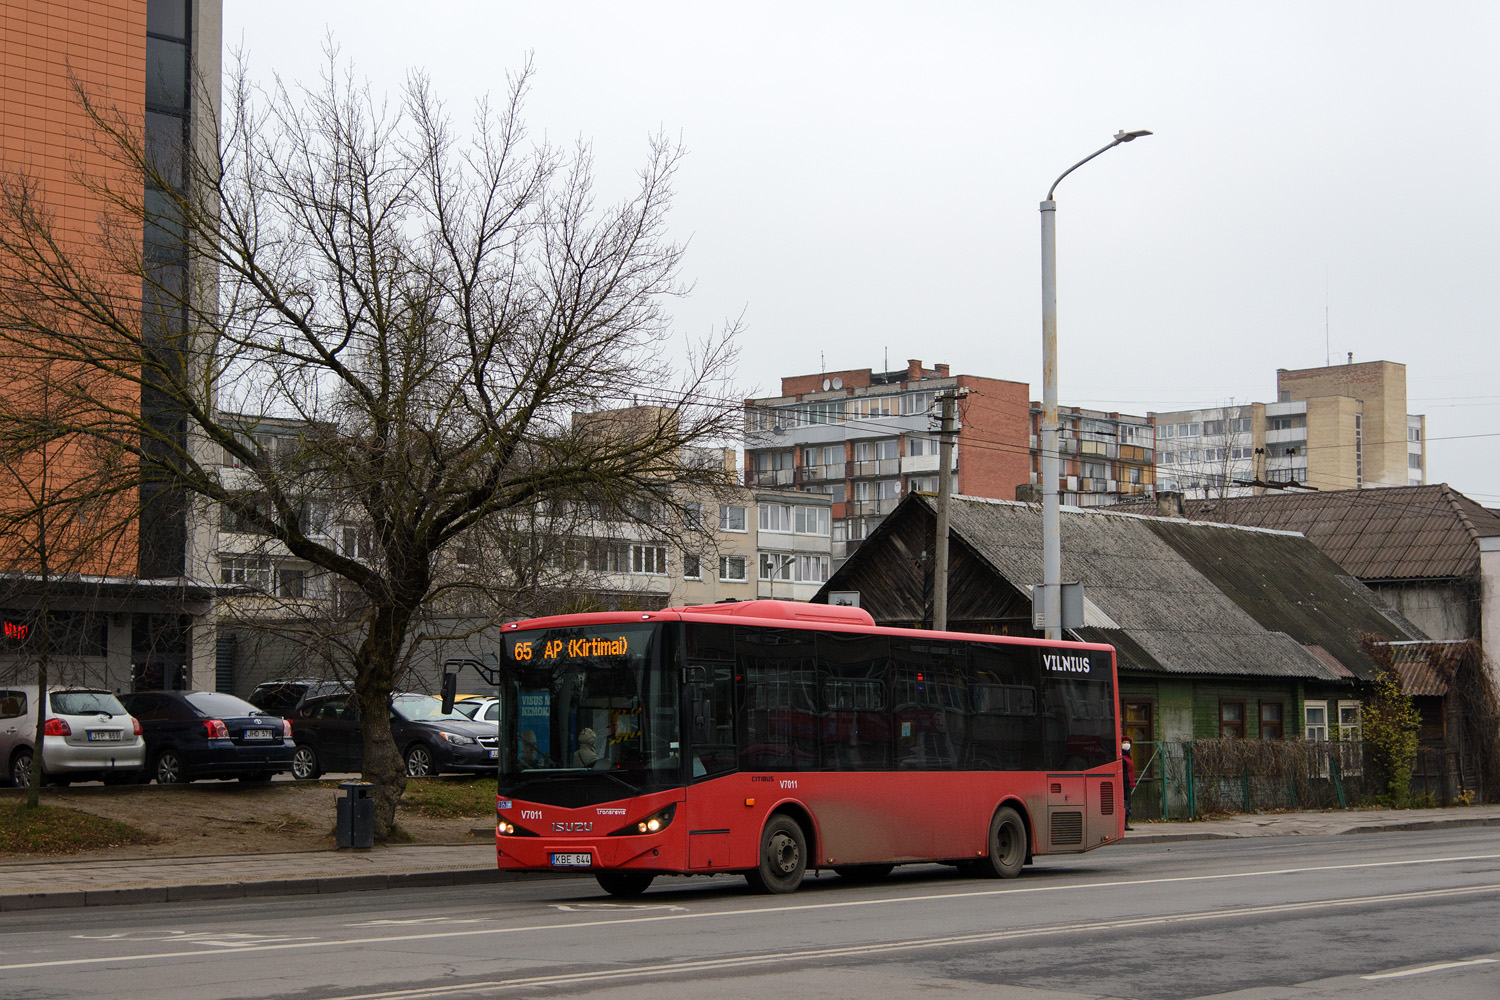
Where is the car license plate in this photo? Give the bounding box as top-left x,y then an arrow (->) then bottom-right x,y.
87,730 -> 121,742
244,729 -> 273,740
488,749 -> 497,758
550,853 -> 592,867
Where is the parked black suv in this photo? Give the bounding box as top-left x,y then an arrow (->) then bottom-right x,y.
290,692 -> 498,778
248,679 -> 348,716
119,690 -> 295,784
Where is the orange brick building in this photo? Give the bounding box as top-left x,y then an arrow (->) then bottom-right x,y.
1,0 -> 221,689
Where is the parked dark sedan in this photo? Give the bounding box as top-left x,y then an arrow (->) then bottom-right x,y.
118,690 -> 295,784
290,692 -> 499,779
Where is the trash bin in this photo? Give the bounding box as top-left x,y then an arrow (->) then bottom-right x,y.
336,781 -> 374,849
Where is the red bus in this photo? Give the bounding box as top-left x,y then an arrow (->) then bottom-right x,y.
495,599 -> 1122,896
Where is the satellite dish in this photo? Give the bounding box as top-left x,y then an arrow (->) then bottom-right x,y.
822,379 -> 831,391
832,377 -> 843,389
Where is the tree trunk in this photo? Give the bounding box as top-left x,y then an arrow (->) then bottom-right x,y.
353,601 -> 413,841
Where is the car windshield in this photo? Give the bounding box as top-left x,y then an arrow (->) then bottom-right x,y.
50,690 -> 127,716
183,691 -> 266,717
391,695 -> 472,722
498,623 -> 679,801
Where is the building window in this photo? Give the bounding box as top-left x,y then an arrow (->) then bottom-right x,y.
1409,454 -> 1422,469
759,503 -> 792,532
1259,701 -> 1283,739
276,567 -> 306,599
718,555 -> 747,581
719,505 -> 747,532
1304,703 -> 1328,741
684,502 -> 702,530
794,505 -> 830,535
1219,699 -> 1246,738
631,544 -> 667,575
683,553 -> 701,580
1337,701 -> 1362,741
1123,700 -> 1153,750
799,554 -> 830,584
759,552 -> 795,582
220,556 -> 273,591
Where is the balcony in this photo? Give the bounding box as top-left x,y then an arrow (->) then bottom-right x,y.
850,458 -> 900,478
745,468 -> 796,488
848,496 -> 900,517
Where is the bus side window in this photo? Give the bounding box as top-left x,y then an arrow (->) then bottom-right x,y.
688,662 -> 736,780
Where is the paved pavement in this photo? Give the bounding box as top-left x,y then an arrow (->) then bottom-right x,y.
2,805 -> 1497,911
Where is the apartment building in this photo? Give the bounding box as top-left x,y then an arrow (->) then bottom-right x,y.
1026,405 -> 1157,506
745,360 -> 1031,560
1150,404 -> 1265,497
1152,360 -> 1426,496
0,1 -> 223,691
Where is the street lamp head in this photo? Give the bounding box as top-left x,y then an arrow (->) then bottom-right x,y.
1114,129 -> 1153,143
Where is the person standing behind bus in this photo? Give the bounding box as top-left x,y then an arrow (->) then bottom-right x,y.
1121,739 -> 1137,830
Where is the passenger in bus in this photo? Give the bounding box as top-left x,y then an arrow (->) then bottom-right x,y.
1121,739 -> 1137,830
572,728 -> 599,767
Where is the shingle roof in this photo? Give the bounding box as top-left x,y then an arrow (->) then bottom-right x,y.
1112,485 -> 1500,582
834,494 -> 1425,682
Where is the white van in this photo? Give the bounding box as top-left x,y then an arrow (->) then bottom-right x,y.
0,686 -> 146,786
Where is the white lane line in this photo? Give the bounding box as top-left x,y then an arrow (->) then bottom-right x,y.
1362,958 -> 1497,980
313,886 -> 1500,1000
3,853 -> 1497,973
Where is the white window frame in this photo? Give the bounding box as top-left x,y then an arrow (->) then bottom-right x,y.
758,503 -> 792,533
682,553 -> 701,580
719,505 -> 747,532
718,554 -> 747,581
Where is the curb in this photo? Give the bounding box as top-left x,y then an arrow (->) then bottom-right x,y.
0,866 -> 582,912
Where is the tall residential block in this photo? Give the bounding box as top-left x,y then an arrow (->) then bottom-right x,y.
745,360 -> 1031,561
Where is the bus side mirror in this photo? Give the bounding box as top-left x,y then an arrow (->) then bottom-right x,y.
440,672 -> 457,715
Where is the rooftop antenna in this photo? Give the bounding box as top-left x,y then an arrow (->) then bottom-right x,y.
1324,267 -> 1330,367
884,347 -> 888,371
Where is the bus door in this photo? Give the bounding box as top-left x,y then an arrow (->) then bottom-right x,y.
684,661 -> 736,869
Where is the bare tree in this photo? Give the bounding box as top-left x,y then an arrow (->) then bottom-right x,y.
0,51 -> 741,837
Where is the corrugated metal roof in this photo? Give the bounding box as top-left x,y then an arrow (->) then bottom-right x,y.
884,494 -> 1425,681
1376,640 -> 1478,697
1112,485 -> 1500,581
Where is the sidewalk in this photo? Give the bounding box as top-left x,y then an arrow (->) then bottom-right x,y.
3,806 -> 1498,911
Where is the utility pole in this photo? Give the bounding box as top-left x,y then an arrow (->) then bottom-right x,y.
931,387 -> 967,631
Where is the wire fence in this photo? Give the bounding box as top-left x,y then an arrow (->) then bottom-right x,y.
1127,739 -> 1466,822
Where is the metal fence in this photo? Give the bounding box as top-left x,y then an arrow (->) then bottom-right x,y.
1127,739 -> 1462,822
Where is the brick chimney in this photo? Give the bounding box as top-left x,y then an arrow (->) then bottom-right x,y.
907,359 -> 923,381
935,363 -> 950,378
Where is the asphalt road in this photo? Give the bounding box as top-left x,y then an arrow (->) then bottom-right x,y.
2,827 -> 1497,1000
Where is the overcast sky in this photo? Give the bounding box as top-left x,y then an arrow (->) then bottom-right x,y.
225,2 -> 1499,504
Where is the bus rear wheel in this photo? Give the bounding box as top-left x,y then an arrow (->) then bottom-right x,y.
596,872 -> 655,897
746,814 -> 806,894
975,806 -> 1026,879
833,863 -> 894,882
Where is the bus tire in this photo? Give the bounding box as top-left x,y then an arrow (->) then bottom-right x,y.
596,872 -> 655,897
833,863 -> 894,882
746,814 -> 806,894
978,806 -> 1027,879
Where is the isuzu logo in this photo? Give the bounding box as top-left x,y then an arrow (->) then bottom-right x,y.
552,821 -> 593,833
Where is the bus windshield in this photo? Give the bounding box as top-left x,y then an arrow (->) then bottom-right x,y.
498,623 -> 679,802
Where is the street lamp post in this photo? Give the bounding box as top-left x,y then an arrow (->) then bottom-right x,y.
1039,129 -> 1151,639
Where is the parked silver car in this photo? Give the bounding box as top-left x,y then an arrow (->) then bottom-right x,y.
0,686 -> 145,786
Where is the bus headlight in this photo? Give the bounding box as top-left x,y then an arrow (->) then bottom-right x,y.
610,803 -> 677,836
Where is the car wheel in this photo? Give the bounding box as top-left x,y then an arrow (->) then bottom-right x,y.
154,751 -> 185,784
745,814 -> 807,894
11,748 -> 33,788
291,745 -> 321,780
405,744 -> 434,778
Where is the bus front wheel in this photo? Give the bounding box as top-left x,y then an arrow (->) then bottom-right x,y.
596,871 -> 655,897
977,806 -> 1026,879
746,815 -> 806,894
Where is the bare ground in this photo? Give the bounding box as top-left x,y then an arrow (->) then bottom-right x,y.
0,779 -> 490,859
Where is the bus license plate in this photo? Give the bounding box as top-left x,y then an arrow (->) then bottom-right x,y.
87,730 -> 121,742
551,853 -> 592,867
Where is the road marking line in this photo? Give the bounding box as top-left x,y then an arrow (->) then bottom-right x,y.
1362,958 -> 1496,980
312,886 -> 1500,1000
3,881 -> 1496,975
